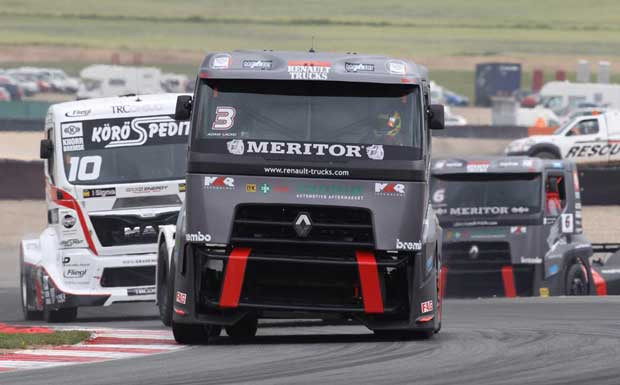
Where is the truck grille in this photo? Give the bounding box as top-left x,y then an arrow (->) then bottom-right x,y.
90,212 -> 178,247
443,241 -> 511,270
231,204 -> 374,251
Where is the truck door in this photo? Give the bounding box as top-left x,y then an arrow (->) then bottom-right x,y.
604,112 -> 620,163
562,116 -> 608,164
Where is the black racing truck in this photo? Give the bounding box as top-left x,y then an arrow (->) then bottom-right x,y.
156,50 -> 446,343
431,156 -> 594,298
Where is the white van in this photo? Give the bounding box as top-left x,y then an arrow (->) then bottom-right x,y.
540,81 -> 620,114
77,65 -> 164,99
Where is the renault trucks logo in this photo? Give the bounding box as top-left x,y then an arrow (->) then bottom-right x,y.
468,245 -> 479,260
294,212 -> 312,238
226,139 -> 384,160
288,61 -> 331,80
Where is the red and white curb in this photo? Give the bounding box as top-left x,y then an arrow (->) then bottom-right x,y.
0,328 -> 184,373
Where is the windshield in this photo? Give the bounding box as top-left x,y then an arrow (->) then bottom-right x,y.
431,173 -> 542,217
193,79 -> 423,161
60,115 -> 188,185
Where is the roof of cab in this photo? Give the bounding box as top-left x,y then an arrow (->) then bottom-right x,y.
198,50 -> 428,85
431,156 -> 573,175
49,93 -> 187,122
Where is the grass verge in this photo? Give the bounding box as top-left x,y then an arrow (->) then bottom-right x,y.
0,331 -> 91,349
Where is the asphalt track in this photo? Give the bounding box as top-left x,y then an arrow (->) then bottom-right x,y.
1,286 -> 620,385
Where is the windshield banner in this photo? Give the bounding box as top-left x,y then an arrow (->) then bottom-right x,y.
61,115 -> 190,152
200,138 -> 419,161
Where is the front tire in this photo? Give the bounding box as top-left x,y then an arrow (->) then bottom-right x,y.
44,306 -> 77,323
172,322 -> 221,345
20,261 -> 42,321
565,259 -> 590,296
157,243 -> 174,327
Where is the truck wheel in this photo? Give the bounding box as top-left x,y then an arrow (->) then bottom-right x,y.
226,315 -> 258,340
44,306 -> 77,323
157,243 -> 174,327
172,322 -> 221,345
565,260 -> 589,296
531,150 -> 558,159
20,263 -> 42,321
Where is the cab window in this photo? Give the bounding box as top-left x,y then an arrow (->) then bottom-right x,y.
545,174 -> 566,217
566,119 -> 599,136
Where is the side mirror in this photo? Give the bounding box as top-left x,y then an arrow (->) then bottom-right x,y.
40,139 -> 53,159
429,104 -> 445,130
175,95 -> 193,121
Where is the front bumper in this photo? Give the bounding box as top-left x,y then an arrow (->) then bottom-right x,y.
41,249 -> 157,309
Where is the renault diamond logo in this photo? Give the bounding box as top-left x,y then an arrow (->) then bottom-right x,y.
469,245 -> 479,260
294,212 -> 312,238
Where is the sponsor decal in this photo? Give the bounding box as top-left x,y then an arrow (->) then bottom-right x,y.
420,300 -> 434,314
454,220 -> 498,227
125,185 -> 168,194
62,214 -> 76,229
375,182 -> 405,196
522,159 -> 534,168
435,207 -> 448,215
566,144 -> 620,158
498,160 -> 520,167
561,213 -> 574,233
432,189 -> 445,203
539,287 -> 550,297
510,207 -> 530,214
127,286 -> 156,296
225,139 -> 383,160
121,257 -> 156,265
246,183 -> 257,192
124,225 -> 157,237
520,256 -> 542,264
64,109 -> 90,118
60,238 -> 84,247
260,183 -> 271,194
63,268 -> 87,279
345,63 -> 375,72
434,160 -> 446,169
83,187 -> 116,198
288,61 -> 331,80
176,291 -> 187,304
242,60 -> 272,70
185,232 -> 212,243
204,176 -> 235,190
387,61 -> 407,75
62,257 -> 71,264
601,269 -> 620,274
449,206 -> 509,216
178,183 -> 186,192
61,122 -> 85,151
510,226 -> 527,234
549,264 -> 560,275
90,116 -> 190,149
296,184 -> 364,201
111,104 -> 164,114
211,106 -> 236,131
212,54 -> 231,69
396,239 -> 422,251
273,185 -> 289,192
466,161 -> 490,173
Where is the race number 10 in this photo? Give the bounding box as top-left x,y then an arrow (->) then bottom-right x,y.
67,156 -> 102,182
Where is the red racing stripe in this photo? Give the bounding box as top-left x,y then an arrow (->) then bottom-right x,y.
355,250 -> 384,314
501,266 -> 517,297
219,247 -> 251,308
0,367 -> 15,372
591,269 -> 608,296
439,266 -> 448,302
0,354 -> 105,363
49,185 -> 98,256
53,346 -> 169,354
86,337 -> 178,346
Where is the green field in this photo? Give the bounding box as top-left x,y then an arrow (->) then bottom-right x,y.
2,0 -> 620,57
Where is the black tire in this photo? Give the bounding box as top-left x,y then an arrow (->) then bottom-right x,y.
172,322 -> 222,345
531,150 -> 559,159
20,259 -> 43,321
435,255 -> 442,334
374,329 -> 434,340
44,306 -> 77,323
226,315 -> 258,340
565,259 -> 590,296
157,243 -> 174,327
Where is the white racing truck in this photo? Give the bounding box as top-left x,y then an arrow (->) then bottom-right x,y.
20,94 -> 189,322
505,110 -> 620,165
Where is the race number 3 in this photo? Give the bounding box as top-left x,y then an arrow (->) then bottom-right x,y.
68,156 -> 102,182
212,106 -> 236,130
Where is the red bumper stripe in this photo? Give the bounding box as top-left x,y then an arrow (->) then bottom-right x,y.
501,266 -> 517,297
440,266 -> 448,301
219,247 -> 251,308
49,185 -> 98,256
355,250 -> 384,314
591,269 -> 608,296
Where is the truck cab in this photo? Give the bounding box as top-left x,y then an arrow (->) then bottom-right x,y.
20,94 -> 188,322
505,110 -> 620,165
157,50 -> 446,343
431,156 -> 593,297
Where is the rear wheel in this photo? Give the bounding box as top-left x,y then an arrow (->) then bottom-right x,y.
565,259 -> 589,296
226,315 -> 258,340
172,322 -> 221,345
20,262 -> 42,321
157,243 -> 174,327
